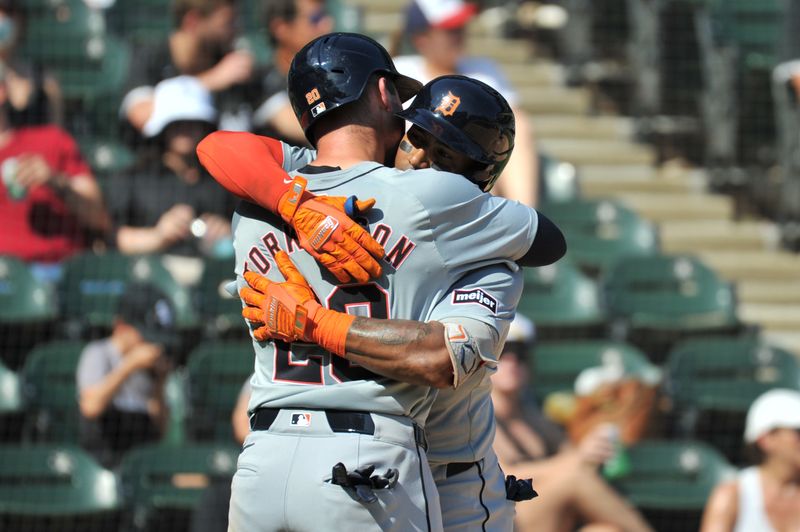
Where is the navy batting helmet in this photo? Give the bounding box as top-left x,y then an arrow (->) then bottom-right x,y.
396,75 -> 515,192
288,32 -> 422,145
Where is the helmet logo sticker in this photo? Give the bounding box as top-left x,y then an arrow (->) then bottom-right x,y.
305,88 -> 321,104
311,102 -> 327,117
434,91 -> 461,116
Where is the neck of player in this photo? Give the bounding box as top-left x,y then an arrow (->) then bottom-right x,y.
312,124 -> 394,169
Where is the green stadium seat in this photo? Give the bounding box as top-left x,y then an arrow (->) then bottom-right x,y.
162,370 -> 189,446
540,198 -> 659,273
538,153 -> 580,204
25,0 -> 106,42
186,341 -> 253,441
0,256 -> 57,324
106,0 -> 172,44
532,340 -> 656,402
612,439 -> 734,532
665,335 -> 800,464
604,254 -> 739,333
119,443 -> 239,531
59,252 -> 198,336
78,137 -> 136,177
517,259 -> 606,338
0,444 -> 120,524
0,361 -> 22,415
22,341 -> 85,442
197,257 -> 246,337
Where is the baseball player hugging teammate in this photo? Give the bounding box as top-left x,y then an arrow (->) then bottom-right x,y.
197,33 -> 565,532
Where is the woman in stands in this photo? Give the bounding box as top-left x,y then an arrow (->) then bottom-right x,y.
0,1 -> 63,126
491,315 -> 654,532
700,389 -> 800,532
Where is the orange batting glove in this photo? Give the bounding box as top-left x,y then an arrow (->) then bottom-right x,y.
240,251 -> 355,356
278,176 -> 385,284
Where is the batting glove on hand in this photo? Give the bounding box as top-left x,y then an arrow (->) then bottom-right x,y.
278,176 -> 385,284
240,251 -> 354,355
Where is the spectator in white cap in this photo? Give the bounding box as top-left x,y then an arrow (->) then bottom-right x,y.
491,314 -> 653,532
392,0 -> 540,207
109,76 -> 236,275
700,388 -> 800,532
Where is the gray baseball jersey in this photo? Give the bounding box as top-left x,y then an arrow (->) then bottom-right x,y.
426,265 -> 524,531
235,161 -> 537,425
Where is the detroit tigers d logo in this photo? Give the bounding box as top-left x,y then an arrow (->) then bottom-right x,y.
435,91 -> 461,116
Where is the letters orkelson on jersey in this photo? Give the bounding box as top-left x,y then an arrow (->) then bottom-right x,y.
452,288 -> 497,314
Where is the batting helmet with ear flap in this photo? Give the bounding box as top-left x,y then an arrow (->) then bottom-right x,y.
288,32 -> 422,145
396,75 -> 515,192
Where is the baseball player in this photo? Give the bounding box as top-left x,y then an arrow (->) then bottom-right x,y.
207,75 -> 554,531
199,34 -> 560,531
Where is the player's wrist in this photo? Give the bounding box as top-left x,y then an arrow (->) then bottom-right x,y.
277,176 -> 315,223
308,306 -> 354,357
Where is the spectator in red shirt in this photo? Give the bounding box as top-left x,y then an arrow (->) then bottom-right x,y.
0,73 -> 109,265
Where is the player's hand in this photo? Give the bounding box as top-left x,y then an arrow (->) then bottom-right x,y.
278,176 -> 385,284
239,251 -> 355,356
239,251 -> 321,343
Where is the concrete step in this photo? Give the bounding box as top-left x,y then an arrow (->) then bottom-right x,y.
540,138 -> 654,166
659,220 -> 776,253
533,115 -> 634,140
465,38 -> 533,63
582,175 -> 695,196
505,64 -> 564,87
517,87 -> 591,115
737,280 -> 800,305
362,12 -> 403,35
347,0 -> 406,12
615,192 -> 734,222
697,250 -> 800,281
739,303 -> 800,331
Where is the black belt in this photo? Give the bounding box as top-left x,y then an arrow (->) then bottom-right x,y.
250,408 -> 427,451
445,461 -> 477,478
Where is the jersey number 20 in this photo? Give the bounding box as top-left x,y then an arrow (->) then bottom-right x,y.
273,283 -> 387,385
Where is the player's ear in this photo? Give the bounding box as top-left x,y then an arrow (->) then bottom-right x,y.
376,76 -> 400,112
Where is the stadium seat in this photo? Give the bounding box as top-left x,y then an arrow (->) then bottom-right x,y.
611,439 -> 735,532
531,340 -> 655,402
0,256 -> 57,325
665,335 -> 800,464
78,137 -> 136,177
106,0 -> 172,44
0,256 -> 58,369
25,0 -> 106,42
517,259 -> 607,339
59,252 -> 198,338
540,198 -> 659,274
0,444 -> 120,529
186,341 -> 253,441
196,257 -> 246,338
119,443 -> 239,532
603,254 -> 740,359
0,361 -> 23,443
538,153 -> 580,204
22,341 -> 85,442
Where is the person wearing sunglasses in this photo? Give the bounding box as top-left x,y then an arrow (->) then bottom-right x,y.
253,0 -> 333,143
701,389 -> 800,532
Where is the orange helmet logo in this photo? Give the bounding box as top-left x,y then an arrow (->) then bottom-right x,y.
434,91 -> 461,116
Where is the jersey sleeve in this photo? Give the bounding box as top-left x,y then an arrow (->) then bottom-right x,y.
430,265 -> 522,362
410,169 -> 539,270
428,265 -> 523,386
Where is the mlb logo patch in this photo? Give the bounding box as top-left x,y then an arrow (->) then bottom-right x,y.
290,413 -> 312,427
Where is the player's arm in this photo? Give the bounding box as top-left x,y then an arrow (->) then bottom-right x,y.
240,254 -> 518,389
516,212 -> 566,267
197,131 -> 384,283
